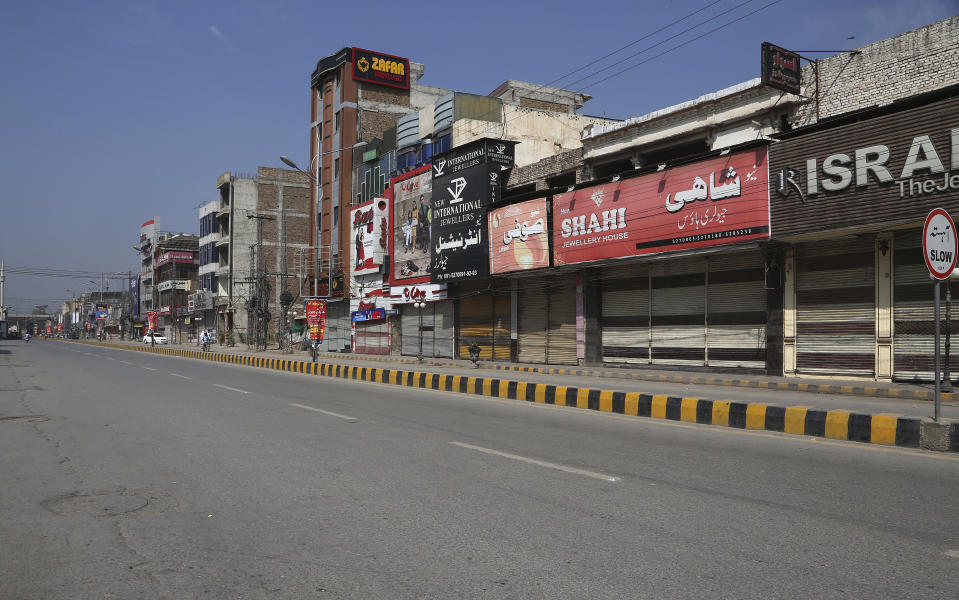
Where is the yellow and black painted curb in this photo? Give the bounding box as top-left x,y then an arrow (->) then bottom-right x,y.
69,340 -> 959,452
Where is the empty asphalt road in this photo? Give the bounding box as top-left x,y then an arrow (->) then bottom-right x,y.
3,339 -> 959,599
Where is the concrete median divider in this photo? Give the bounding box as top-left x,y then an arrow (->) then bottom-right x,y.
69,339 -> 958,453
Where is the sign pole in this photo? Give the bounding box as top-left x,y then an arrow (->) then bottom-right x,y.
935,280 -> 942,421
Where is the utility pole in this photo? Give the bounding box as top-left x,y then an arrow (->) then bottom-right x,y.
247,213 -> 275,351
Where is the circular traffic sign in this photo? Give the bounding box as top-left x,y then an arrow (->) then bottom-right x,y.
923,207 -> 958,280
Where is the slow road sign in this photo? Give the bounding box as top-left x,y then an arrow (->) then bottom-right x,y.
923,207 -> 958,280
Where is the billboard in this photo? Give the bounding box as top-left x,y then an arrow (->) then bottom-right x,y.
350,199 -> 389,277
761,42 -> 801,96
431,162 -> 492,282
390,166 -> 433,283
352,48 -> 410,90
553,146 -> 769,266
488,198 -> 550,274
430,139 -> 516,283
305,299 -> 326,341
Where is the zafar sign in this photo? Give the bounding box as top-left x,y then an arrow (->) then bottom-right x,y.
352,48 -> 410,90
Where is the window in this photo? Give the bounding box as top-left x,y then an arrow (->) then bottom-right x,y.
333,158 -> 340,179
335,111 -> 341,132
333,207 -> 339,227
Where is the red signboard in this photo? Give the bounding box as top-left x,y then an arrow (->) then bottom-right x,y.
488,198 -> 551,274
147,311 -> 158,331
553,147 -> 769,266
305,299 -> 326,341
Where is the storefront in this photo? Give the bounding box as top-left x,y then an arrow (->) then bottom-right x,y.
553,145 -> 772,371
389,283 -> 452,358
768,90 -> 959,381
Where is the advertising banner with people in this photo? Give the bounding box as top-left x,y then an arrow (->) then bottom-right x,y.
390,166 -> 433,284
350,199 -> 389,277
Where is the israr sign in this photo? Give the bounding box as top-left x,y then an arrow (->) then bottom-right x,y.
761,42 -> 801,95
553,147 -> 770,266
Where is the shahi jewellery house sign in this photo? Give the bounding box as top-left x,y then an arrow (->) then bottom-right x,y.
553,146 -> 770,266
430,138 -> 517,283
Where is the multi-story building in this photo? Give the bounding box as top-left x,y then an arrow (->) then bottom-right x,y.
211,167 -> 311,348
306,47 -> 618,354
152,234 -> 199,342
497,15 -> 959,382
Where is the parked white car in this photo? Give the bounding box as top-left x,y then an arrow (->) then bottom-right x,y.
143,332 -> 168,345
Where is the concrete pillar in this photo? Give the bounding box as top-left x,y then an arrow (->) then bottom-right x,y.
783,247 -> 797,374
876,234 -> 894,380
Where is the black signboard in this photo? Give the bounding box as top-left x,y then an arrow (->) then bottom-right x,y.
352,47 -> 410,90
431,162 -> 491,282
761,42 -> 801,95
430,138 -> 516,283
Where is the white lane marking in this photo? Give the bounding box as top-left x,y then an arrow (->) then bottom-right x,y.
170,373 -> 191,380
289,403 -> 358,422
946,550 -> 959,559
449,441 -> 619,482
120,361 -> 133,365
215,384 -> 250,394
142,367 -> 157,371
105,357 -> 116,361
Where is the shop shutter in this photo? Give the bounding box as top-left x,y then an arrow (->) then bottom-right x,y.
796,238 -> 875,376
650,257 -> 706,366
400,301 -> 454,359
457,294 -> 494,360
456,290 -> 510,360
546,281 -> 577,364
518,283 -> 548,364
401,306 -> 420,356
316,301 -> 350,353
893,229 -> 956,381
354,319 -> 389,355
434,301 -> 455,358
706,251 -> 767,369
601,264 -> 650,365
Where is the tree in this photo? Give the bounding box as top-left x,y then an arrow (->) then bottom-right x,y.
32,305 -> 48,315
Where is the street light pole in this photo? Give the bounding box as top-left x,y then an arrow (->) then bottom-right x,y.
414,300 -> 425,363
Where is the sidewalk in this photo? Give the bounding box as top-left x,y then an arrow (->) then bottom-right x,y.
93,338 -> 959,452
148,339 -> 958,419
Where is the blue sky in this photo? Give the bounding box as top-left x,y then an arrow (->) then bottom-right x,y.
1,0 -> 956,312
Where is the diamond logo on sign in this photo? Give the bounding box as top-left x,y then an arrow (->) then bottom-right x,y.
923,208 -> 958,280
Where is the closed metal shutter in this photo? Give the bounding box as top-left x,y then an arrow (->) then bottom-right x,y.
401,306 -> 420,356
354,319 -> 389,355
546,281 -> 577,364
456,290 -> 510,361
893,228 -> 955,382
706,251 -> 766,369
434,301 -> 454,358
601,263 -> 650,364
316,301 -> 350,353
796,238 -> 875,376
518,284 -> 547,364
400,301 -> 455,358
651,256 -> 705,366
